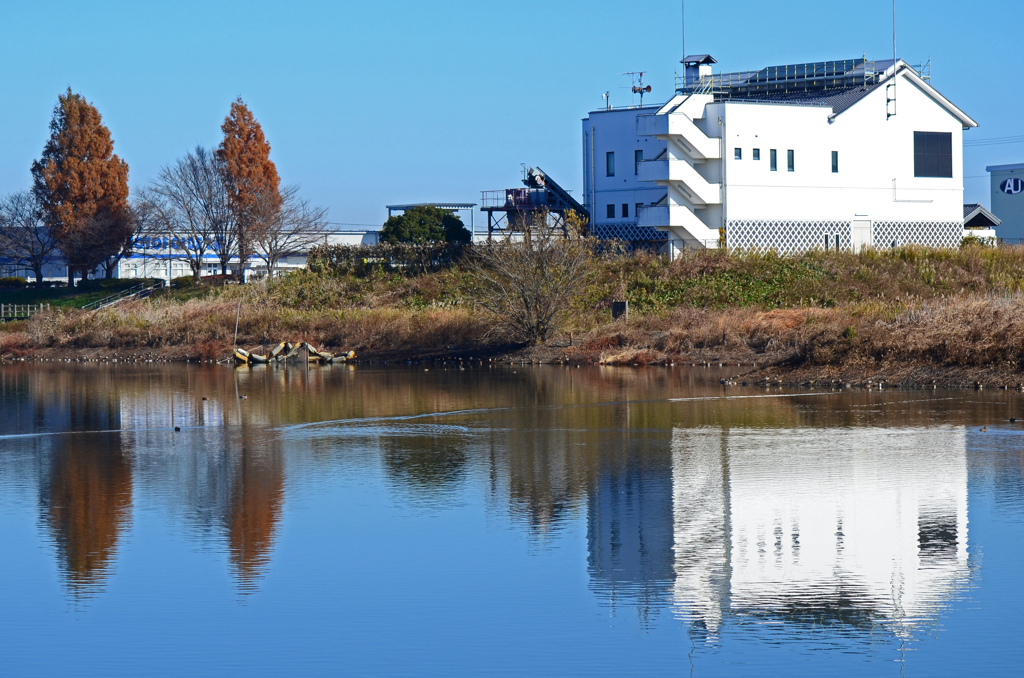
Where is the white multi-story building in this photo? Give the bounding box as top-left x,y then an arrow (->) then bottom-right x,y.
583,56 -> 978,253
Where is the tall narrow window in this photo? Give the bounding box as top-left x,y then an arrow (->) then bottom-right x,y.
752,148 -> 760,161
634,149 -> 643,175
787,149 -> 795,172
621,203 -> 629,218
606,151 -> 615,177
734,148 -> 742,160
831,151 -> 839,173
606,204 -> 615,219
769,149 -> 777,171
913,131 -> 952,178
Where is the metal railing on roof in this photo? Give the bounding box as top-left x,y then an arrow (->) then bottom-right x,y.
675,59 -> 932,99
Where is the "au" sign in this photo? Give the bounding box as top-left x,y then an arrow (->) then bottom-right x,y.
1000,177 -> 1024,195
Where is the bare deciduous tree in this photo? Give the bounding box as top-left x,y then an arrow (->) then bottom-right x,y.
469,209 -> 594,344
150,147 -> 225,280
0,191 -> 61,287
254,186 -> 328,277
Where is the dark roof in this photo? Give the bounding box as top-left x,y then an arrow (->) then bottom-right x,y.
725,82 -> 883,117
681,54 -> 716,65
964,203 -> 1001,228
681,58 -> 899,116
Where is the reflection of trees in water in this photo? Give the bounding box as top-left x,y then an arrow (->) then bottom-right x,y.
33,373 -> 130,598
129,420 -> 285,593
381,433 -> 467,497
5,361 -> 1013,614
42,436 -> 132,597
226,437 -> 284,591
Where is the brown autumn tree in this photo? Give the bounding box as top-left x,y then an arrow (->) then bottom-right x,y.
31,89 -> 131,281
216,98 -> 281,280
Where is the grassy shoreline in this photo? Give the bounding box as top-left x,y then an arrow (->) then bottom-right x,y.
5,245 -> 1024,389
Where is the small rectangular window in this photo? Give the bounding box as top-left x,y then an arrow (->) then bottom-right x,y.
770,149 -> 777,171
787,149 -> 795,172
734,148 -> 742,160
621,203 -> 629,218
606,204 -> 615,219
831,151 -> 839,173
914,131 -> 952,178
634,149 -> 643,175
606,151 -> 615,177
752,148 -> 760,161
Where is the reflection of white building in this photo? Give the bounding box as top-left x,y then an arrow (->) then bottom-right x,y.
672,427 -> 969,637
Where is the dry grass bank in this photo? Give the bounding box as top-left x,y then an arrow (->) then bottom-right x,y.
5,245 -> 1024,388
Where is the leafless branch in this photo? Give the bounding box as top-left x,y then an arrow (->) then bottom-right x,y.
0,191 -> 61,287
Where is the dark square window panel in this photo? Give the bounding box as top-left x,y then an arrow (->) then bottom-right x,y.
914,131 -> 952,178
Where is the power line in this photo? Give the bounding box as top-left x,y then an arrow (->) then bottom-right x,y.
964,135 -> 1024,147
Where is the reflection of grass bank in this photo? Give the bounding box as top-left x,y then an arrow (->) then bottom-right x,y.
5,245 -> 1024,388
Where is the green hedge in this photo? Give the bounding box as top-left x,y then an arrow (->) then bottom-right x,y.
307,242 -> 468,276
0,277 -> 27,289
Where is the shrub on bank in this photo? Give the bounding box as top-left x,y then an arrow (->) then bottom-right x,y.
307,242 -> 467,276
0,277 -> 27,289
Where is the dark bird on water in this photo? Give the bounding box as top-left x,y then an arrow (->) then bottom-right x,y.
981,426 -> 987,432
239,395 -> 247,400
174,426 -> 180,432
1011,418 -> 1017,423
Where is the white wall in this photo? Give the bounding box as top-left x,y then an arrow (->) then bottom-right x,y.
989,164 -> 1024,241
582,106 -> 668,231
724,70 -> 966,225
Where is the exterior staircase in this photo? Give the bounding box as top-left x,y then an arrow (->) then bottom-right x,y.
636,93 -> 723,250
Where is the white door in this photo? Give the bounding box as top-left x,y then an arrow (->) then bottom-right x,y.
851,220 -> 872,253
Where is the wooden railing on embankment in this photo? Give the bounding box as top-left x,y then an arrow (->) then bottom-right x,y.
0,303 -> 50,321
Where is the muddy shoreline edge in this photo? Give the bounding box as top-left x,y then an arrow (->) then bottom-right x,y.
5,342 -> 1023,392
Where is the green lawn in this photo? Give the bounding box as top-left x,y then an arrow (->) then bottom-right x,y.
0,278 -> 161,310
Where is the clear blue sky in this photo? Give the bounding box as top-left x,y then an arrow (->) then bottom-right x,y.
0,0 -> 1018,227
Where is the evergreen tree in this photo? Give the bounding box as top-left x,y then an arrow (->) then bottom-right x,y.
381,206 -> 471,244
216,98 -> 281,279
31,89 -> 130,280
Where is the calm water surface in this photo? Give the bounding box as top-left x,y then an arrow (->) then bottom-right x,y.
1,363 -> 1022,676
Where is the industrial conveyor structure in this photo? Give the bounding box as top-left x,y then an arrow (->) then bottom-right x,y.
480,166 -> 590,238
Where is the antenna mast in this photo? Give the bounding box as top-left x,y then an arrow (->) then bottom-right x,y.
623,72 -> 652,106
681,1 -> 685,60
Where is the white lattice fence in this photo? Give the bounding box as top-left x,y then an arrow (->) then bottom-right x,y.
727,220 -> 965,252
872,221 -> 963,249
593,224 -> 667,242
726,220 -> 851,253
